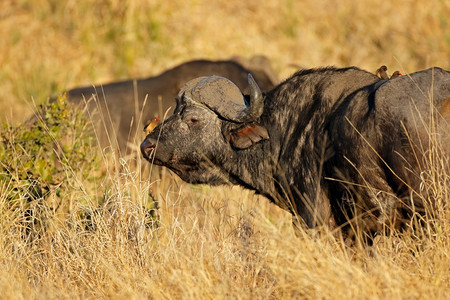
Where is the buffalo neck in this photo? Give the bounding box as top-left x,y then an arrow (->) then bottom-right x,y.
223,67 -> 380,213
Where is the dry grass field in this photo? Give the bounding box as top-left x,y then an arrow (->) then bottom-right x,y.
0,0 -> 449,299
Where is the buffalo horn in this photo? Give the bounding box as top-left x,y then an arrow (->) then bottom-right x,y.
237,74 -> 264,122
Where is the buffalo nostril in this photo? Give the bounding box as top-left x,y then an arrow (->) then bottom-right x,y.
140,139 -> 156,158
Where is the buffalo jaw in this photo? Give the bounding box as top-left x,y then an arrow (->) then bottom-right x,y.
141,136 -> 232,185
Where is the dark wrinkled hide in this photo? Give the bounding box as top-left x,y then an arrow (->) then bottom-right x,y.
141,66 -> 450,235
65,58 -> 278,151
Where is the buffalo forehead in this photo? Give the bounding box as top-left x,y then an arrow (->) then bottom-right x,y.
192,75 -> 245,105
178,77 -> 208,98
184,75 -> 249,119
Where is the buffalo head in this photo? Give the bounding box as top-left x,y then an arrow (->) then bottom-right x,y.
140,74 -> 269,184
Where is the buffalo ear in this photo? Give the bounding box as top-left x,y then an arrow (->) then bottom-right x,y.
229,123 -> 269,149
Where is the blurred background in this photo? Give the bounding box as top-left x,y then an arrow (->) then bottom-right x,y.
1,0 -> 449,121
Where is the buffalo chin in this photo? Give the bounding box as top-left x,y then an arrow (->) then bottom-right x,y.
166,163 -> 232,186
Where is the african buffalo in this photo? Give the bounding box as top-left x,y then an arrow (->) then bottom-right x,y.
141,66 -> 449,236
65,57 -> 278,151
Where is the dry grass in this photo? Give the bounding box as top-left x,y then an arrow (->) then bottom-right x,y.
0,147 -> 448,299
0,0 -> 449,299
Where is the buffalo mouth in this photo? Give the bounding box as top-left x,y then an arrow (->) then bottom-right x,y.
143,153 -> 198,178
143,154 -> 230,185
141,140 -> 179,167
143,152 -> 178,169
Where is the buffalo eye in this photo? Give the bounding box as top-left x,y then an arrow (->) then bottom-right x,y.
185,118 -> 200,126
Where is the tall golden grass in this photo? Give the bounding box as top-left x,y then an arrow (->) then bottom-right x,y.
0,0 -> 449,299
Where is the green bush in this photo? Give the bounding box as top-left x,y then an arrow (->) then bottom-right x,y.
0,95 -> 102,238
